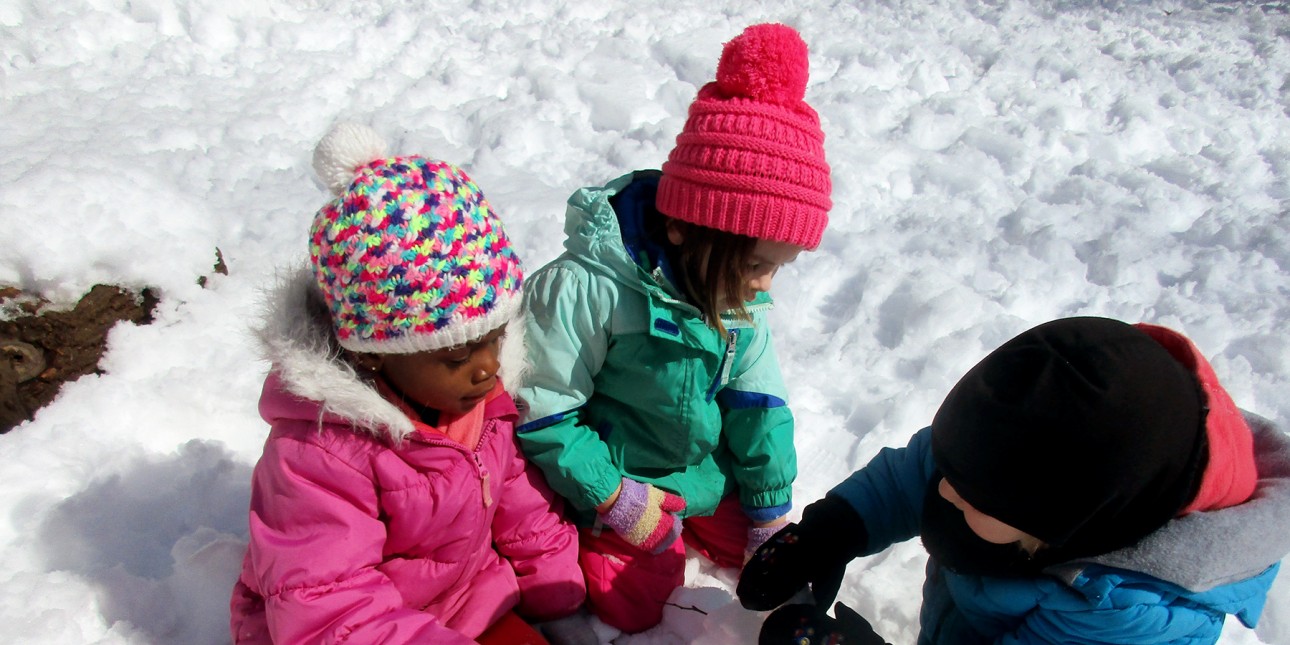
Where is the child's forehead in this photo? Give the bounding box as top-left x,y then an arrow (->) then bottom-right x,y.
442,325 -> 507,351
751,239 -> 804,265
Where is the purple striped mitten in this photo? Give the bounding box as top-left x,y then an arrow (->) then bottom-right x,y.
599,477 -> 687,553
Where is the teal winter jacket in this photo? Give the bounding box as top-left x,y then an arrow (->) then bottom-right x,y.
515,172 -> 796,524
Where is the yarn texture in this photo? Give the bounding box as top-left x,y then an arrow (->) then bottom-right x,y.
657,23 -> 832,249
307,123 -> 523,354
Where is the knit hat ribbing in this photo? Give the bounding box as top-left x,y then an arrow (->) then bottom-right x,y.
930,317 -> 1207,555
656,23 -> 832,250
308,123 -> 523,354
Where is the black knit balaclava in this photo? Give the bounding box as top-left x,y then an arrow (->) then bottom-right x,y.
927,317 -> 1207,571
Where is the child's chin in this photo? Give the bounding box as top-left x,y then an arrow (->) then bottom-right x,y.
457,394 -> 486,410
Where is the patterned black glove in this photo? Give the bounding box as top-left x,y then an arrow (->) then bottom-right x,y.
738,495 -> 868,611
758,602 -> 889,645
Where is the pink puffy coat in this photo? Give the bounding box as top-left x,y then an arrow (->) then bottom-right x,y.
229,274 -> 584,644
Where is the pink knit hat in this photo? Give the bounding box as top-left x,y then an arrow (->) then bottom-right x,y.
657,23 -> 832,250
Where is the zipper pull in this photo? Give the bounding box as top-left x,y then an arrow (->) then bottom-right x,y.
474,453 -> 492,507
706,328 -> 741,403
720,329 -> 738,386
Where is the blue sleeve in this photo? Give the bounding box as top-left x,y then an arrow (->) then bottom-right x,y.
985,565 -> 1242,644
998,594 -> 1224,644
828,426 -> 938,555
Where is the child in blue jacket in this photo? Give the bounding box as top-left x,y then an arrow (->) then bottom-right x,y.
740,317 -> 1290,644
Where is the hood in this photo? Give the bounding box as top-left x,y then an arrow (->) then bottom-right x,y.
560,171 -> 775,319
256,265 -> 528,444
561,172 -> 688,303
1136,323 -> 1258,513
1051,412 -> 1290,594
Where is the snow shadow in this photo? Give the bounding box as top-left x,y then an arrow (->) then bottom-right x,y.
37,440 -> 251,644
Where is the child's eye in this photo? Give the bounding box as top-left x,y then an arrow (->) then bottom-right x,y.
442,348 -> 471,365
442,329 -> 504,367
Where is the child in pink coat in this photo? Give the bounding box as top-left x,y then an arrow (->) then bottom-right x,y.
229,123 -> 585,644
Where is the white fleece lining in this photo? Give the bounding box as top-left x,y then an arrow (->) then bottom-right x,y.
256,266 -> 527,444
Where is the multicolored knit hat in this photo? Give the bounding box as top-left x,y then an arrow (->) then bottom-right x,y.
656,23 -> 832,250
308,122 -> 523,354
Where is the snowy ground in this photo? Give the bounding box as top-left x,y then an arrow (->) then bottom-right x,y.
2,1 -> 1288,643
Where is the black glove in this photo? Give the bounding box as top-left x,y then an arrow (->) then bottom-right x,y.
758,602 -> 889,645
738,495 -> 868,611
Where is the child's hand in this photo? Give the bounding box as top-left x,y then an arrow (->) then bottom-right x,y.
737,496 -> 867,611
758,602 -> 889,645
598,477 -> 687,553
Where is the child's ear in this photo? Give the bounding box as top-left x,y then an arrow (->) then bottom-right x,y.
665,218 -> 687,246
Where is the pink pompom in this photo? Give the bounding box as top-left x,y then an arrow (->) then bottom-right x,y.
714,23 -> 809,105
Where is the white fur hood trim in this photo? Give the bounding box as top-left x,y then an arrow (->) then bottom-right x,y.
257,266 -> 529,444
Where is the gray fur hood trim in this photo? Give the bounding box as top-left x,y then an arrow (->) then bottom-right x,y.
256,266 -> 529,444
1050,412 -> 1290,592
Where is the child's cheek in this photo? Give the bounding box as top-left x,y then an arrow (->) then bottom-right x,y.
964,512 -> 1026,545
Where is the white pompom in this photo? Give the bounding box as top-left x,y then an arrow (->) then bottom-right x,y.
312,122 -> 389,196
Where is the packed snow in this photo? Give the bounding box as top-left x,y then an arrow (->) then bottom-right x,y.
2,1 -> 1288,643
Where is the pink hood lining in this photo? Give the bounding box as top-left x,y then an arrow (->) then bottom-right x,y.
1134,323 -> 1257,514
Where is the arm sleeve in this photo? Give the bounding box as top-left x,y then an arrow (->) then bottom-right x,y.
491,428 -> 587,620
720,314 -> 796,512
828,426 -> 939,556
246,436 -> 473,645
514,264 -> 622,511
994,598 -> 1221,644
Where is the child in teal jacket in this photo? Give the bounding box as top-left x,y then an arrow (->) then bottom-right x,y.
515,23 -> 832,633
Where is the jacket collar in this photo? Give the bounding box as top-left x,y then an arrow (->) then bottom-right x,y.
256,266 -> 526,445
564,171 -> 686,301
563,171 -> 774,325
1049,413 -> 1290,594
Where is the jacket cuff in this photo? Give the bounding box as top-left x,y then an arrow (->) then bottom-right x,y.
742,501 -> 792,523
739,484 -> 793,516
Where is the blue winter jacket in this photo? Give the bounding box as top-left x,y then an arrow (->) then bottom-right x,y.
830,415 -> 1290,644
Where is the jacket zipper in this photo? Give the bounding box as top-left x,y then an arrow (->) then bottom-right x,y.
737,301 -> 774,316
411,425 -> 493,508
474,452 -> 492,507
706,329 -> 739,403
406,420 -> 500,611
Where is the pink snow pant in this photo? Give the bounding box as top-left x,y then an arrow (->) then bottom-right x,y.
579,495 -> 750,633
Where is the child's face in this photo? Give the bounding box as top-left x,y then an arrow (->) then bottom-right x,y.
722,239 -> 803,309
937,478 -> 1039,549
376,327 -> 506,414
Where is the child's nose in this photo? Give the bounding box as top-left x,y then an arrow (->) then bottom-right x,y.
473,347 -> 501,382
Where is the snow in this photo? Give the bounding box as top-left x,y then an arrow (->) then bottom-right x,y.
2,0 -> 1288,643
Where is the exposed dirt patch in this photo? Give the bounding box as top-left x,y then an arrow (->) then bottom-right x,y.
1,285 -> 159,433
0,249 -> 226,433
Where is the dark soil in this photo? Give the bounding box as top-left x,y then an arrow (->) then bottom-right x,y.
1,285 -> 159,433
0,250 -> 225,433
